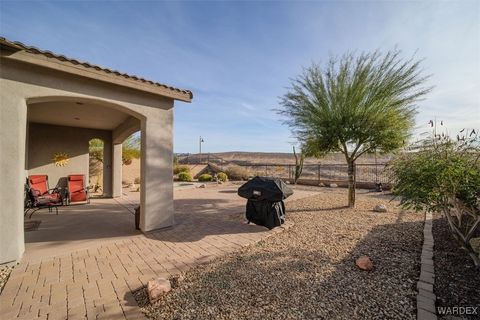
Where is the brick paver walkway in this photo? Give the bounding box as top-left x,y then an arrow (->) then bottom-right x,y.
0,185 -> 310,319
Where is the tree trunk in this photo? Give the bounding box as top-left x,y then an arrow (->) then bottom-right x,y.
443,208 -> 480,268
347,160 -> 356,208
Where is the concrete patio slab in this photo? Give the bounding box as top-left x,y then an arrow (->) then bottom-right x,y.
0,184 -> 317,319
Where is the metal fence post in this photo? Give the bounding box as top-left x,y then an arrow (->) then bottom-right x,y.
317,164 -> 321,184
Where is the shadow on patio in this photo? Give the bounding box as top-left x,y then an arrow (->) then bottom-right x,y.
23,185 -> 317,262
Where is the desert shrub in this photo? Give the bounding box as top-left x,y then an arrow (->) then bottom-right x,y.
225,165 -> 250,181
178,172 -> 193,182
174,165 -> 190,174
90,135 -> 140,165
389,133 -> 480,267
122,135 -> 141,165
198,174 -> 213,182
217,172 -> 228,182
134,177 -> 141,184
89,138 -> 104,163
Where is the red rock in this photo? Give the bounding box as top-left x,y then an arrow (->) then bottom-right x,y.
356,256 -> 374,271
147,278 -> 171,303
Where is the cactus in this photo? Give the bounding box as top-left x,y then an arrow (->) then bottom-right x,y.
293,146 -> 305,184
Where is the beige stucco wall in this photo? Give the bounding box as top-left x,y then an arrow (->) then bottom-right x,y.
0,55 -> 175,264
27,123 -> 112,192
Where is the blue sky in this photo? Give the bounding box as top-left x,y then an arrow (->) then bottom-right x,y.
1,1 -> 478,153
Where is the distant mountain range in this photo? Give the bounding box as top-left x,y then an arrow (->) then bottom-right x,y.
177,151 -> 391,165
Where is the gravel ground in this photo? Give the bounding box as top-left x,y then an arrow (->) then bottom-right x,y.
433,212 -> 480,319
0,265 -> 13,294
135,188 -> 424,320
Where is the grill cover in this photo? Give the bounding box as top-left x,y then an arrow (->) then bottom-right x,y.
238,177 -> 293,229
245,200 -> 286,230
237,176 -> 293,201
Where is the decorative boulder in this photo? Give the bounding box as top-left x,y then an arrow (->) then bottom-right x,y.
373,204 -> 387,212
318,183 -> 325,187
199,184 -> 207,188
329,183 -> 338,188
356,256 -> 374,271
147,278 -> 171,303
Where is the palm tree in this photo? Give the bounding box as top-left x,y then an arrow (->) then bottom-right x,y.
278,50 -> 431,207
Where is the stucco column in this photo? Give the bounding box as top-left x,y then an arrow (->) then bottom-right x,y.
0,87 -> 27,263
101,137 -> 113,197
112,143 -> 122,198
140,108 -> 174,231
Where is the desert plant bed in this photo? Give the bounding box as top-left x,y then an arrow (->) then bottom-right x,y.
433,212 -> 480,318
134,189 -> 423,319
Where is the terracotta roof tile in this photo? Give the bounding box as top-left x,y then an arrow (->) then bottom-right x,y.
0,36 -> 193,100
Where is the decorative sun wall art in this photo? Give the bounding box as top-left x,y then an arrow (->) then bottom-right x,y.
52,152 -> 70,167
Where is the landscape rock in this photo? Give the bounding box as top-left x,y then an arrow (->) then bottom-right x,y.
356,256 -> 374,271
169,274 -> 185,289
199,184 -> 207,188
329,183 -> 338,188
373,204 -> 387,212
318,183 -> 325,187
134,189 -> 424,319
147,278 -> 171,303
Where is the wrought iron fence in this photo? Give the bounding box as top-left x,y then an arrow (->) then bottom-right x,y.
232,163 -> 389,184
178,154 -> 389,185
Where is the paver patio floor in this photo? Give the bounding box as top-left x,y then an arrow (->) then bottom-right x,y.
0,184 -> 317,319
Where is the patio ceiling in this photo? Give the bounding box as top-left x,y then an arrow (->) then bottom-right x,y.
28,100 -> 131,130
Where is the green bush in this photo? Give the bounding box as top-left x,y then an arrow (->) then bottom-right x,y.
217,172 -> 228,182
174,165 -> 190,174
389,134 -> 480,267
225,165 -> 250,181
198,174 -> 213,182
177,172 -> 193,182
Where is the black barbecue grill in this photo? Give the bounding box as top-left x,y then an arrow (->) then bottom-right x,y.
237,176 -> 293,229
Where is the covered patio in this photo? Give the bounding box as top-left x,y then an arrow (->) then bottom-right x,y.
22,184 -> 277,262
0,37 -> 192,265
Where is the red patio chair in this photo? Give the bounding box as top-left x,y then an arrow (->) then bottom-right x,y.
27,175 -> 62,203
67,174 -> 89,204
25,175 -> 63,218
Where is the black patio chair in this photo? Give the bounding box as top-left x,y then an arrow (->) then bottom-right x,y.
24,184 -> 63,219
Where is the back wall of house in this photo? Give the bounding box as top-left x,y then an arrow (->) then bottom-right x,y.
27,122 -> 112,191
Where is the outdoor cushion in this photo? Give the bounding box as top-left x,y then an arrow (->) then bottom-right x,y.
68,175 -> 84,181
37,195 -> 61,205
67,174 -> 87,202
70,191 -> 87,202
29,175 -> 49,195
69,185 -> 84,193
30,176 -> 46,185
